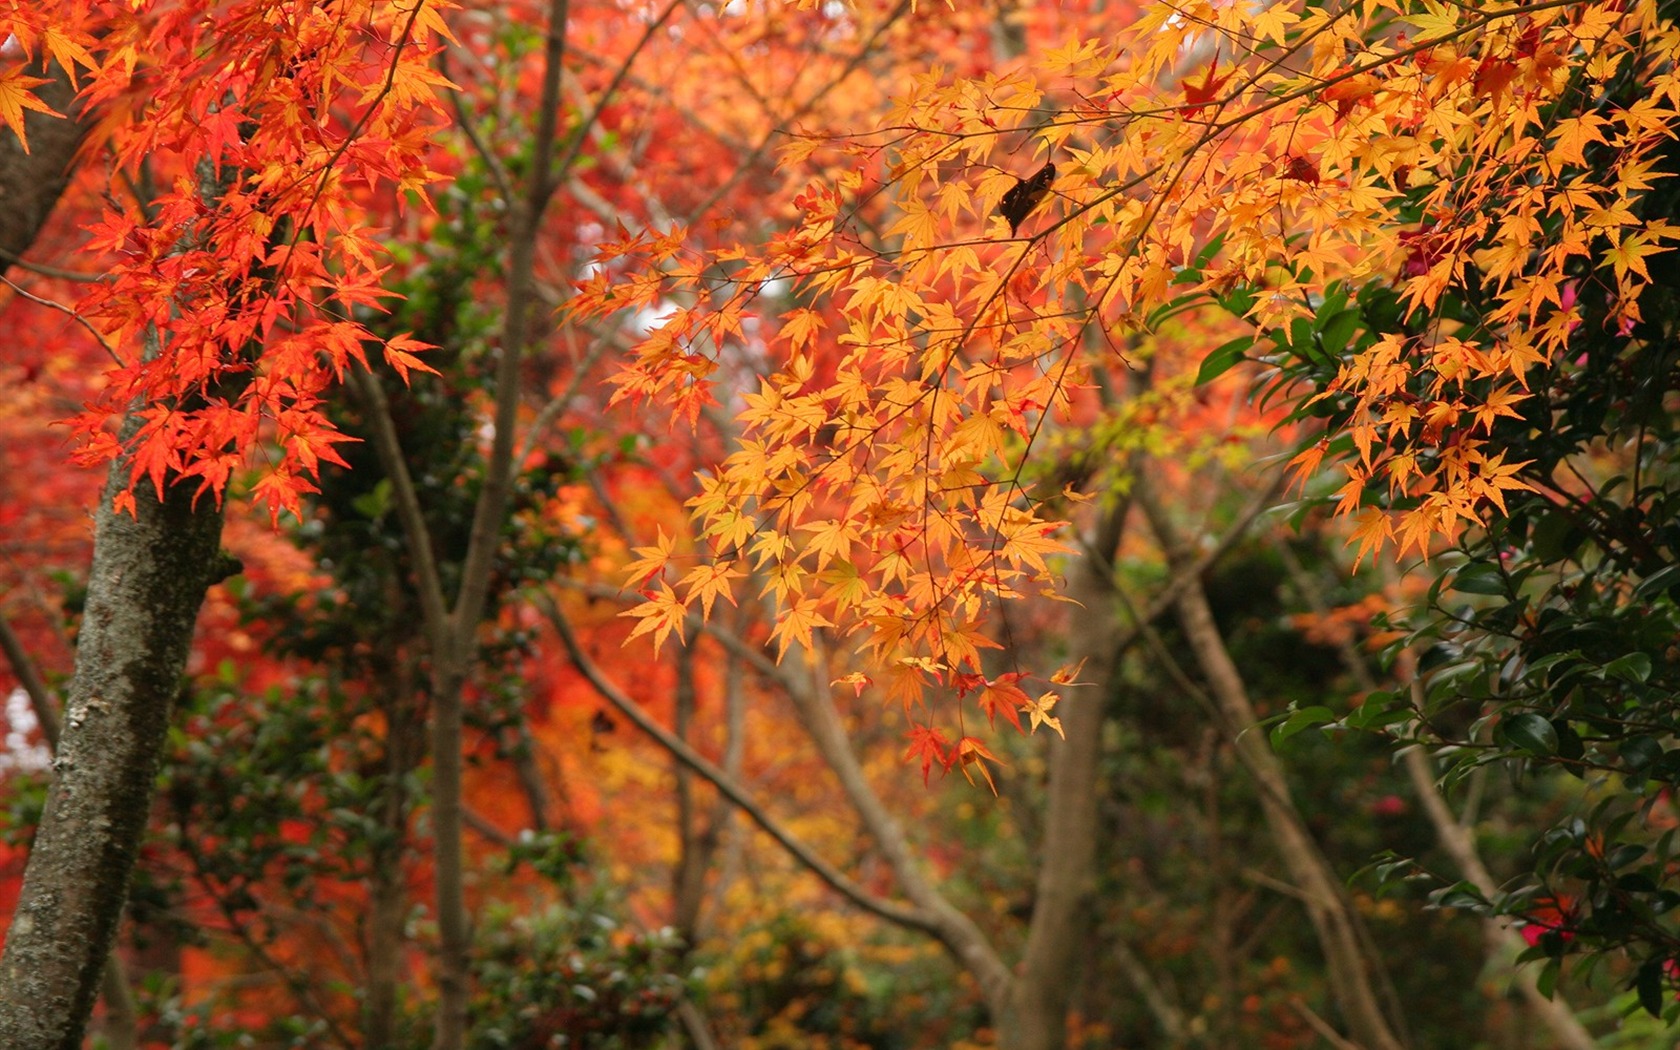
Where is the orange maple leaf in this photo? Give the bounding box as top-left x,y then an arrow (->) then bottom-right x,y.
904,723 -> 954,785
621,581 -> 688,655
976,673 -> 1030,731
954,736 -> 1003,794
0,69 -> 59,153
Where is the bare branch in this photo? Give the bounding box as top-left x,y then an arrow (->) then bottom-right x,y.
1281,547 -> 1596,1050
533,591 -> 941,934
1134,470 -> 1406,1050
0,609 -> 60,750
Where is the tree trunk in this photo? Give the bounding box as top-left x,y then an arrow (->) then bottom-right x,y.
365,653 -> 425,1050
672,643 -> 712,940
0,453 -> 226,1050
999,505 -> 1124,1050
428,650 -> 471,1050
0,57 -> 90,274
1137,480 -> 1406,1050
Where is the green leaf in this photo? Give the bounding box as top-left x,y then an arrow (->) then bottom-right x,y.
1195,335 -> 1255,385
1604,652 -> 1653,683
1621,735 -> 1664,774
1637,959 -> 1666,1017
1288,316 -> 1319,360
1635,564 -> 1680,599
1216,284 -> 1258,317
1451,562 -> 1509,595
352,479 -> 393,520
1531,512 -> 1586,563
1318,309 -> 1361,356
1270,705 -> 1335,746
1553,720 -> 1585,764
1145,291 -> 1206,329
1616,872 -> 1658,892
1346,703 -> 1416,731
1501,713 -> 1559,756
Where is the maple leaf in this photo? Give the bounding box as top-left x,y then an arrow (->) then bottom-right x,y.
1025,692 -> 1064,738
1472,56 -> 1520,108
621,581 -> 688,655
905,723 -> 953,785
381,334 -> 439,383
1322,74 -> 1379,122
768,596 -> 835,660
42,27 -> 98,85
1282,156 -> 1321,185
1604,230 -> 1669,283
679,561 -> 744,619
285,427 -> 356,479
1347,507 -> 1394,571
1288,439 -> 1331,495
976,673 -> 1029,731
832,671 -> 871,697
0,69 -> 58,152
622,527 -> 676,588
953,736 -> 1002,794
1048,661 -> 1086,686
1181,61 -> 1233,118
781,308 -> 824,352
252,470 -> 312,528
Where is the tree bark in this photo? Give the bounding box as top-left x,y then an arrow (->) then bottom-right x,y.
0,452 -> 226,1050
0,57 -> 90,276
365,652 -> 425,1050
1000,504 -> 1125,1050
0,55 -> 223,1050
672,643 -> 712,940
1136,478 -> 1406,1050
351,4 -> 571,1044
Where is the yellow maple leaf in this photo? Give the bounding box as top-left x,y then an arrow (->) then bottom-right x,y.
768,597 -> 834,660
679,562 -> 744,620
1025,692 -> 1065,738
621,582 -> 688,656
622,526 -> 676,588
0,69 -> 59,153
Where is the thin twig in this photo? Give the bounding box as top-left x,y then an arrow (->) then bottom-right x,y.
0,251 -> 104,282
1,275 -> 121,365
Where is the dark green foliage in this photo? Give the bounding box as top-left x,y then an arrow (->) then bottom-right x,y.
470,903 -> 690,1050
1197,23 -> 1680,1013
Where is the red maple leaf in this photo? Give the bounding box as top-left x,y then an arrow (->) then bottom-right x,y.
1182,61 -> 1233,118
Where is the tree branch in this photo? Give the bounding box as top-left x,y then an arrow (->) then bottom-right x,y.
1134,470 -> 1407,1050
533,592 -> 940,934
0,608 -> 60,749
778,648 -> 1016,1010
1281,547 -> 1597,1050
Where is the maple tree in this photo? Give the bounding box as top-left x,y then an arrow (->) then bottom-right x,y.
577,0 -> 1680,1031
0,1 -> 455,1046
586,0 -> 1680,782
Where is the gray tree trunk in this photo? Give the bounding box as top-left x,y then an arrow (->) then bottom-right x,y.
0,50 -> 197,1050
1138,482 -> 1406,1050
999,505 -> 1124,1050
0,57 -> 90,272
0,452 -> 226,1050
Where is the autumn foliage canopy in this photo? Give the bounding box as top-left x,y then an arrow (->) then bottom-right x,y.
5,0 -> 1680,1042
576,0 -> 1680,770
